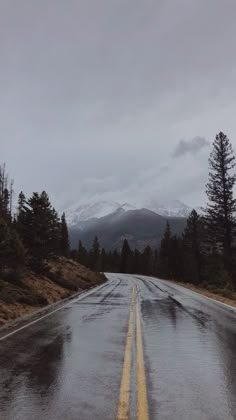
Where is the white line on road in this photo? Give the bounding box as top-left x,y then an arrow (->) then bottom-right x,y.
159,279 -> 236,312
0,280 -> 112,342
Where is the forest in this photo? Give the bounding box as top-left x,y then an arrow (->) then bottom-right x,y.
0,164 -> 70,276
1,131 -> 236,297
73,132 -> 236,295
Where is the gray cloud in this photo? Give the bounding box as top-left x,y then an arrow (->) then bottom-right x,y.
1,0 -> 236,209
172,137 -> 210,158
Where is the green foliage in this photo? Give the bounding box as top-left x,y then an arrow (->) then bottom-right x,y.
89,236 -> 101,271
0,165 -> 72,276
0,163 -> 13,222
205,132 -> 236,269
182,209 -> 203,284
17,191 -> 61,272
120,239 -> 132,273
77,240 -> 88,266
1,131 -> 236,295
60,212 -> 70,257
0,217 -> 25,273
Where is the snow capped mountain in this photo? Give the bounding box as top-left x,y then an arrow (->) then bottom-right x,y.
148,199 -> 192,218
65,200 -> 137,226
66,200 -> 119,226
65,199 -> 193,227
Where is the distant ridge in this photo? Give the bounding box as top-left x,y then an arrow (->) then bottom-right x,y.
69,207 -> 187,250
65,199 -> 193,227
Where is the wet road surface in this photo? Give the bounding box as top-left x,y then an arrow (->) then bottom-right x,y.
0,274 -> 236,419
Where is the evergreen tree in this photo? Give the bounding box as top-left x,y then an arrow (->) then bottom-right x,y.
0,218 -> 25,273
120,239 -> 131,273
0,218 -> 11,270
159,222 -> 172,278
2,189 -> 10,221
142,245 -> 153,275
22,191 -> 61,271
77,240 -> 88,266
0,164 -> 13,221
111,249 -> 120,272
205,132 -> 236,270
50,207 -> 61,254
182,209 -> 203,284
132,248 -> 141,274
16,191 -> 31,251
89,236 -> 100,271
153,249 -> 159,276
100,248 -> 107,272
6,228 -> 26,272
169,235 -> 183,280
60,212 -> 70,257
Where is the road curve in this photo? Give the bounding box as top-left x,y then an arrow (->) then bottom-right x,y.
0,274 -> 236,419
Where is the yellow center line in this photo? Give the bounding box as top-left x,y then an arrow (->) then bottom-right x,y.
116,288 -> 136,420
136,293 -> 149,420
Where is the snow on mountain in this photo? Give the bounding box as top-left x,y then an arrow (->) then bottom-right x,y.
66,200 -> 120,226
65,199 -> 193,227
149,199 -> 192,218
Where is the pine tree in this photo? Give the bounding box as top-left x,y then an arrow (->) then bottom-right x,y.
0,218 -> 10,271
89,236 -> 100,271
182,209 -> 203,284
169,235 -> 183,280
142,245 -> 153,275
0,164 -> 13,221
18,191 -> 26,212
0,218 -> 25,273
132,248 -> 141,274
159,222 -> 172,278
6,228 -> 26,272
100,248 -> 107,272
120,239 -> 131,273
22,191 -> 61,271
205,132 -> 236,270
2,189 -> 10,221
60,212 -> 70,257
153,249 -> 159,276
111,249 -> 120,272
77,240 -> 88,266
16,191 -> 31,250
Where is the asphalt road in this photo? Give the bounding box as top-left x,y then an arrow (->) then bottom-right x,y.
0,274 -> 236,420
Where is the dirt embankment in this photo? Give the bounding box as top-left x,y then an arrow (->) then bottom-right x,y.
0,258 -> 106,326
168,280 -> 236,308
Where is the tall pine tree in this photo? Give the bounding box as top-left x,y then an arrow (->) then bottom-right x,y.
182,209 -> 203,284
159,222 -> 172,278
60,212 -> 70,257
205,132 -> 236,271
89,236 -> 100,271
77,240 -> 88,266
120,239 -> 131,273
21,191 -> 61,271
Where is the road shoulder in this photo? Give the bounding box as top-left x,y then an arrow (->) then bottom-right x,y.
162,279 -> 236,310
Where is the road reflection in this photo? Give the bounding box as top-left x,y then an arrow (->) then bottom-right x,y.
0,319 -> 72,419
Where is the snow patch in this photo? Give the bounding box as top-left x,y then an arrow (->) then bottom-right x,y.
65,198 -> 195,227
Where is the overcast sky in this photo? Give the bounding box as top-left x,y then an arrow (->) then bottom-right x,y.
1,0 -> 236,210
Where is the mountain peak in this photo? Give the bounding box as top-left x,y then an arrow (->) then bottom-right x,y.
64,199 -> 193,227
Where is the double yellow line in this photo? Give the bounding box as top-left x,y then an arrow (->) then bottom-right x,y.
116,287 -> 149,420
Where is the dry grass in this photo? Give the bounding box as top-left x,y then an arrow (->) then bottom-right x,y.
0,258 -> 105,326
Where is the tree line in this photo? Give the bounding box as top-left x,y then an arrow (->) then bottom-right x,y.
0,165 -> 70,275
1,131 -> 236,292
73,132 -> 236,292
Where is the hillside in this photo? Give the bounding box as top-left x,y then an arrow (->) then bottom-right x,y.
65,199 -> 192,226
69,208 -> 187,250
0,257 -> 105,326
